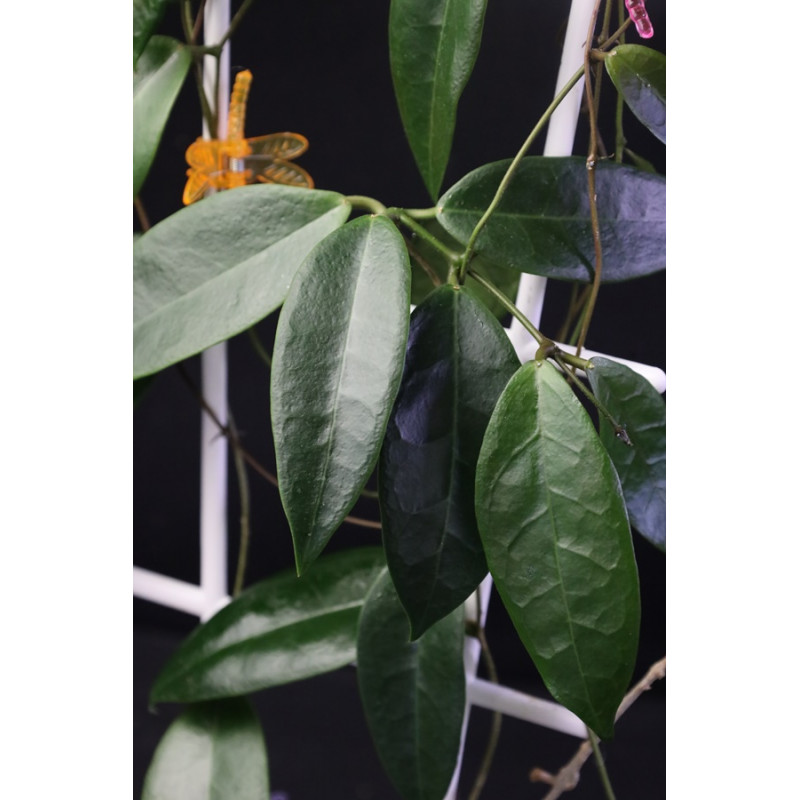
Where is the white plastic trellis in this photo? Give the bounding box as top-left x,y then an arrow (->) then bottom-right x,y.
133,0 -> 666,793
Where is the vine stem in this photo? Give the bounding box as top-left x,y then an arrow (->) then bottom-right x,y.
466,598 -> 502,800
466,269 -> 592,372
345,195 -> 387,215
533,656 -> 666,800
458,65 -> 585,278
228,411 -> 251,598
588,730 -> 617,800
176,365 -> 382,532
574,0 -> 605,358
389,208 -> 461,263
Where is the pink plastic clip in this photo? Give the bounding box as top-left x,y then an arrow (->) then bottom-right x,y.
625,0 -> 654,39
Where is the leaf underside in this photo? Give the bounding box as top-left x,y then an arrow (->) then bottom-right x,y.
588,357 -> 666,551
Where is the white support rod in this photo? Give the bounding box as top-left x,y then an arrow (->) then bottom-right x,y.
199,0 -> 232,622
133,567 -> 215,618
467,678 -> 587,739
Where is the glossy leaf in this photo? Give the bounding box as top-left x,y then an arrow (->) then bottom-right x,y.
379,285 -> 519,638
588,357 -> 666,551
357,570 -> 465,800
475,360 -> 640,739
389,0 -> 488,200
133,0 -> 167,67
438,156 -> 666,283
133,35 -> 192,197
605,45 -> 666,144
142,698 -> 269,800
408,217 -> 519,321
271,216 -> 411,573
150,547 -> 385,703
134,185 -> 350,379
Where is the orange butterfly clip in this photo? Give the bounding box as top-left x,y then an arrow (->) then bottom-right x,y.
183,69 -> 314,205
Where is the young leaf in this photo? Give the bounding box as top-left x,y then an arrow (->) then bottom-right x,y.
438,156 -> 665,282
475,360 -> 640,739
357,570 -> 465,800
380,285 -> 519,639
133,35 -> 192,197
142,698 -> 269,800
605,45 -> 666,144
389,0 -> 488,200
133,0 -> 167,67
271,215 -> 411,574
134,185 -> 350,379
588,357 -> 666,551
150,547 -> 385,704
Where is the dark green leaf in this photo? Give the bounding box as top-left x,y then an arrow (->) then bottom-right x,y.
438,156 -> 666,283
390,0 -> 488,199
357,570 -> 465,800
271,216 -> 411,573
588,357 -> 666,551
133,0 -> 167,67
380,285 -> 519,639
407,217 -> 519,321
150,547 -> 385,703
133,185 -> 350,379
605,45 -> 666,144
133,35 -> 192,198
475,360 -> 640,739
142,698 -> 269,800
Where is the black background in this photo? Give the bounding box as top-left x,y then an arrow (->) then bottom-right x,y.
134,1 -> 666,797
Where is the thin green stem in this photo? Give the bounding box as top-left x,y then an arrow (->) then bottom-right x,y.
466,268 -> 543,345
403,233 -> 444,289
218,0 -> 258,48
588,730 -> 617,800
402,207 -> 439,220
458,65 -> 585,277
134,196 -> 151,232
229,412 -> 251,597
390,209 -> 460,263
346,195 -> 388,215
554,355 -> 631,443
247,326 -> 272,369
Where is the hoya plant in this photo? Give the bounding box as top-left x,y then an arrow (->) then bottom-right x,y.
134,0 -> 665,797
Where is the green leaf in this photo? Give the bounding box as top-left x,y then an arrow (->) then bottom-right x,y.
587,357 -> 666,551
438,156 -> 666,283
134,185 -> 350,379
389,0 -> 488,200
133,35 -> 192,198
133,0 -> 167,67
474,360 -> 640,739
379,285 -> 519,639
271,216 -> 411,574
408,218 -> 519,321
357,570 -> 465,800
142,698 -> 269,800
150,547 -> 385,703
605,45 -> 666,144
